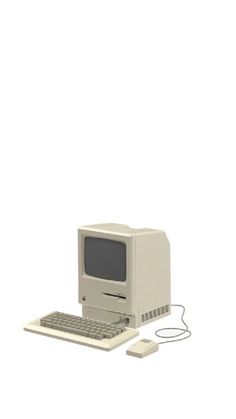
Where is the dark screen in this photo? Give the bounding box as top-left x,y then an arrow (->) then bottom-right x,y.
84,237 -> 126,281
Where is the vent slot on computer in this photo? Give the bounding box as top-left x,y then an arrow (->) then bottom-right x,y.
141,304 -> 169,323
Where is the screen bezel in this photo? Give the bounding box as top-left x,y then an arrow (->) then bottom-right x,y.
78,228 -> 134,315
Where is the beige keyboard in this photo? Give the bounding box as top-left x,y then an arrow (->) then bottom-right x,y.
24,311 -> 139,350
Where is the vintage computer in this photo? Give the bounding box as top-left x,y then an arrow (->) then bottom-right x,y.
24,224 -> 190,357
79,223 -> 170,328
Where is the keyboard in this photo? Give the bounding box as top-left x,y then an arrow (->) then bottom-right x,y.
24,311 -> 139,350
41,312 -> 127,339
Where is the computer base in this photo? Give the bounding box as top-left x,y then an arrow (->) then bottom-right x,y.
82,305 -> 170,328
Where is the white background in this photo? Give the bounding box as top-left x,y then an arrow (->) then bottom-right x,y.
0,1 -> 235,418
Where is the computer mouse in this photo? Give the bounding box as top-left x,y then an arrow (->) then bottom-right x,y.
126,339 -> 159,358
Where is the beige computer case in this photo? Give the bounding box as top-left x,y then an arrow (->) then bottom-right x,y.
78,224 -> 171,328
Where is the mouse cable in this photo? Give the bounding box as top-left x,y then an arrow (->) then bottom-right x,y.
154,304 -> 191,345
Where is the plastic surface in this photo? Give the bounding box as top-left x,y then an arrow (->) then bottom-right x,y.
24,314 -> 139,351
126,339 -> 159,358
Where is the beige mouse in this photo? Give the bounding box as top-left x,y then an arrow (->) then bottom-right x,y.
126,339 -> 159,358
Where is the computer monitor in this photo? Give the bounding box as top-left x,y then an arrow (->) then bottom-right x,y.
78,224 -> 171,328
